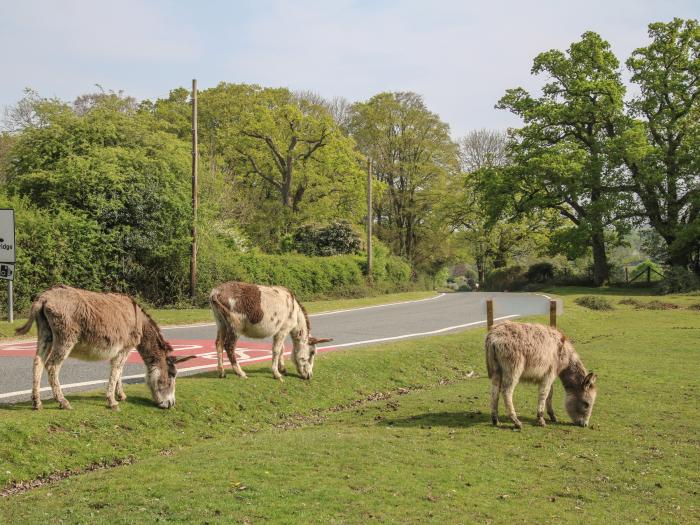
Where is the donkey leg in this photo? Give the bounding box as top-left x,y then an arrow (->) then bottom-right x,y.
224,332 -> 246,379
32,354 -> 44,410
32,327 -> 53,410
45,356 -> 71,410
270,334 -> 285,381
278,348 -> 287,375
106,350 -> 129,410
501,367 -> 523,429
216,326 -> 226,379
536,376 -> 556,427
490,375 -> 501,426
546,384 -> 557,423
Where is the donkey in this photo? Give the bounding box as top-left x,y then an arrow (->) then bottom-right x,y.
15,285 -> 195,410
209,281 -> 333,381
485,321 -> 597,429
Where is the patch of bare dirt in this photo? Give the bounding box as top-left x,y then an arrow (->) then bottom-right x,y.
2,456 -> 135,497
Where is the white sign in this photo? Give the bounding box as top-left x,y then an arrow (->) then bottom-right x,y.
0,263 -> 14,281
0,209 -> 15,263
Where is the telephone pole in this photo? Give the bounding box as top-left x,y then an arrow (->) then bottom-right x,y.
190,79 -> 198,301
366,158 -> 373,283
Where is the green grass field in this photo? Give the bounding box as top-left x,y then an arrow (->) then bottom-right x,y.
0,290 -> 437,340
0,288 -> 698,523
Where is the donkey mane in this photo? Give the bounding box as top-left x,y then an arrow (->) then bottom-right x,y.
285,288 -> 310,332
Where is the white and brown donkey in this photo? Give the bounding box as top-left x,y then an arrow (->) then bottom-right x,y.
209,281 -> 333,380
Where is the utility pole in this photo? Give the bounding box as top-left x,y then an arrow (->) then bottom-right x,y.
190,79 -> 198,301
366,158 -> 373,283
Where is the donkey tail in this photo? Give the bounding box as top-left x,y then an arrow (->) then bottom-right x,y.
484,332 -> 500,380
15,298 -> 45,335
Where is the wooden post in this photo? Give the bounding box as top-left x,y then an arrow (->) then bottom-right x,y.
549,300 -> 557,328
7,280 -> 13,323
646,266 -> 651,284
486,299 -> 494,330
190,78 -> 198,301
366,158 -> 373,283
625,266 -> 629,283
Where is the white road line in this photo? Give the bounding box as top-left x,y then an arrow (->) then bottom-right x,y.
0,314 -> 518,400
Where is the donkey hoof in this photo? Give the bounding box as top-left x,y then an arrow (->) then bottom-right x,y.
109,404 -> 120,411
536,417 -> 547,427
218,372 -> 226,379
549,414 -> 557,423
59,401 -> 72,410
32,403 -> 43,411
512,421 -> 522,430
491,416 -> 499,426
118,393 -> 127,402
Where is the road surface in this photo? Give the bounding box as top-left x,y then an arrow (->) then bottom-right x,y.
0,292 -> 554,404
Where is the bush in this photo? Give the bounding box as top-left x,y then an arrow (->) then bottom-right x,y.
292,222 -> 362,256
574,296 -> 614,311
484,266 -> 527,292
655,267 -> 700,294
526,262 -> 555,283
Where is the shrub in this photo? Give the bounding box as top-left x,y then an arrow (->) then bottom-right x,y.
655,267 -> 700,294
292,222 -> 362,256
484,266 -> 527,292
574,296 -> 614,311
526,262 -> 555,283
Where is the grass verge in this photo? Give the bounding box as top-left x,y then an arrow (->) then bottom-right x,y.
0,288 -> 698,523
0,290 -> 438,340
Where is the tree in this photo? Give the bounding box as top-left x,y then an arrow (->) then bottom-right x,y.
620,18 -> 700,271
497,32 -> 633,285
458,129 -> 508,172
6,93 -> 191,303
349,92 -> 459,266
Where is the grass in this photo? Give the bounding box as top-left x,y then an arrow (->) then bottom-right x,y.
0,287 -> 698,523
0,290 -> 437,340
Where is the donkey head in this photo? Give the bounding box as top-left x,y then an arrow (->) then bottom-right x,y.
145,354 -> 197,409
293,336 -> 333,380
565,372 -> 598,427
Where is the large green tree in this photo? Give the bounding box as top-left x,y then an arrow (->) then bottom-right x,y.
6,92 -> 191,302
497,32 -> 634,285
620,18 -> 700,271
349,92 -> 459,267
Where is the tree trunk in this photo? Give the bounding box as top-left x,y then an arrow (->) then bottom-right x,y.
591,230 -> 609,286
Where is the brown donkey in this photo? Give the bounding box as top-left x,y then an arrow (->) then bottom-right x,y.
485,321 -> 597,429
15,285 -> 195,410
210,281 -> 332,380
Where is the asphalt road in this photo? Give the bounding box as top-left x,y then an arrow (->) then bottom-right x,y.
0,292 -> 554,404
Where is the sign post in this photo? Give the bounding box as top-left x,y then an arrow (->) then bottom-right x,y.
0,209 -> 16,322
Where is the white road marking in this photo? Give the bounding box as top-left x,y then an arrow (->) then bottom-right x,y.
0,314 -> 518,400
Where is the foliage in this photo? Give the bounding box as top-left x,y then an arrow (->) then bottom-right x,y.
655,266 -> 700,294
292,221 -> 362,256
526,261 -> 555,283
483,265 -> 527,291
5,94 -> 191,305
574,295 -> 614,310
497,31 -> 633,286
620,18 -> 700,270
349,92 -> 459,266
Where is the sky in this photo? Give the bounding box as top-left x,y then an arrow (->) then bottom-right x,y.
0,0 -> 697,137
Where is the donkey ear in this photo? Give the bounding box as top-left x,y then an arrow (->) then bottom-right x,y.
309,337 -> 333,345
582,372 -> 597,389
172,355 -> 198,364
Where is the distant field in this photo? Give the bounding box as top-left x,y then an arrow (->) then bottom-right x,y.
0,287 -> 698,523
0,290 -> 437,339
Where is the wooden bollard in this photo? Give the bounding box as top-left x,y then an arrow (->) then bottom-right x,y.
550,300 -> 557,328
486,299 -> 494,330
